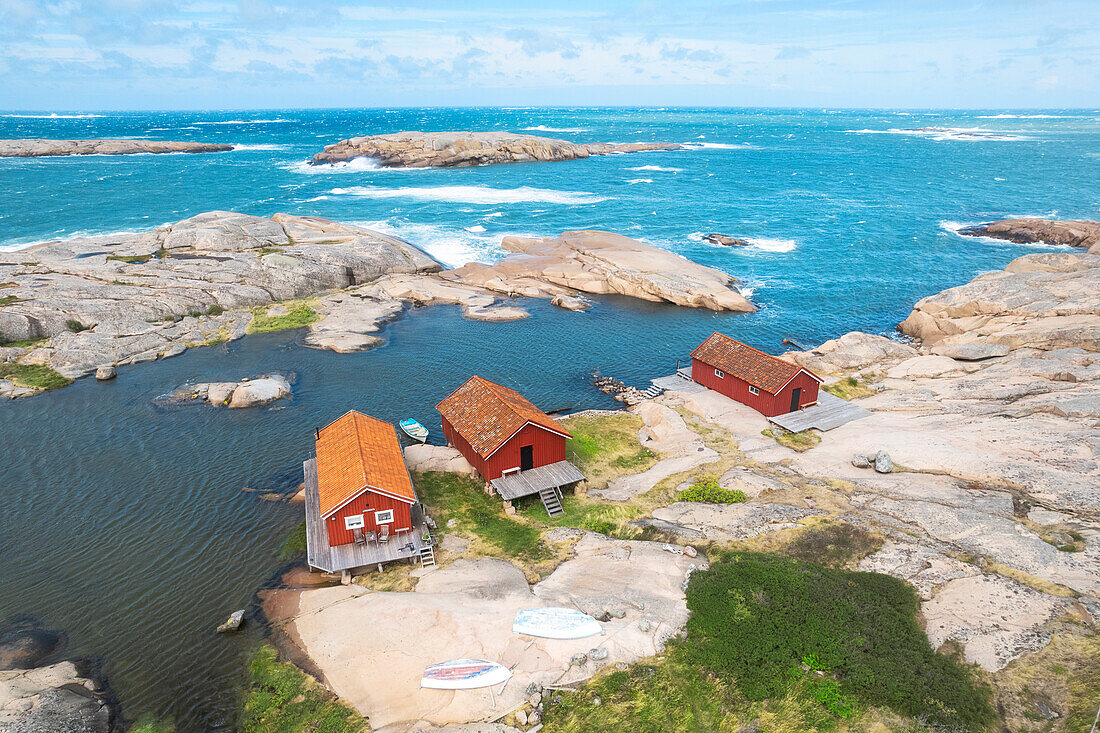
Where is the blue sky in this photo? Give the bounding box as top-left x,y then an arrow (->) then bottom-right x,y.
0,0 -> 1097,110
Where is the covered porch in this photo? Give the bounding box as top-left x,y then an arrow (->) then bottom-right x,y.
489,459 -> 585,516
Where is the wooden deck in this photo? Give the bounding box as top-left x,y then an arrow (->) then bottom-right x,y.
767,392 -> 871,432
489,460 -> 585,500
302,458 -> 430,573
651,373 -> 707,394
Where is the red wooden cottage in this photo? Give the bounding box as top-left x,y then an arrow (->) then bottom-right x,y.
690,332 -> 822,417
436,376 -> 584,515
302,410 -> 433,573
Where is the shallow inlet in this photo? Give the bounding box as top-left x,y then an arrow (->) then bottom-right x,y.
0,296 -> 775,729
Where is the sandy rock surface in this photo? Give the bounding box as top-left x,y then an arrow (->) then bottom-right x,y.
782,331 -> 919,374
310,131 -> 681,168
280,536 -> 699,732
0,138 -> 234,157
440,231 -> 754,312
404,444 -> 477,475
959,218 -> 1100,252
898,251 -> 1099,348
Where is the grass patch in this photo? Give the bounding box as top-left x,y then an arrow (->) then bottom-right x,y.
277,520 -> 307,560
240,644 -> 367,733
546,552 -> 993,732
0,282 -> 15,289
66,319 -> 90,332
985,560 -> 1078,598
247,300 -> 319,334
0,363 -> 72,390
559,413 -> 657,489
106,254 -> 153,264
0,337 -> 47,349
762,428 -> 821,452
823,376 -> 876,401
414,471 -> 548,565
109,280 -> 138,286
0,295 -> 21,307
782,522 -> 883,569
678,474 -> 747,504
993,633 -> 1100,732
256,247 -> 285,256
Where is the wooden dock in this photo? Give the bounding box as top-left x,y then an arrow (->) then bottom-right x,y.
489,460 -> 585,501
767,392 -> 871,432
303,458 -> 429,573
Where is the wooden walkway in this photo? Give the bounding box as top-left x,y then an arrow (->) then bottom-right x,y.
489,460 -> 585,500
651,373 -> 707,394
303,458 -> 429,573
767,392 -> 871,433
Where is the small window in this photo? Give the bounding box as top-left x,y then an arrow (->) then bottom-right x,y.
344,514 -> 365,530
375,509 -> 394,524
749,386 -> 760,395
714,369 -> 724,378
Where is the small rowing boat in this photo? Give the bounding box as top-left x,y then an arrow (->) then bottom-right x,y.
399,418 -> 429,442
512,607 -> 604,639
421,659 -> 511,690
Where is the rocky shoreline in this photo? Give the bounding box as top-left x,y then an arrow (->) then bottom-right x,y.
0,214 -> 753,397
309,131 -> 681,168
0,139 -> 235,157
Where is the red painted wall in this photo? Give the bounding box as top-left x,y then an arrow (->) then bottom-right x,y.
692,358 -> 819,417
326,490 -> 413,547
442,418 -> 567,482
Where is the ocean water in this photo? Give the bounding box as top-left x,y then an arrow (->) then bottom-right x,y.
1,108 -> 1098,729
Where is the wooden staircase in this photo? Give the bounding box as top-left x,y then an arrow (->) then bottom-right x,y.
540,487 -> 564,517
419,544 -> 436,568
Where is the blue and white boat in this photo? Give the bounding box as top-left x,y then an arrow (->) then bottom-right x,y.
421,659 -> 512,689
399,418 -> 429,442
512,607 -> 604,639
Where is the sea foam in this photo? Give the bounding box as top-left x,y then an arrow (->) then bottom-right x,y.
522,125 -> 589,133
628,165 -> 682,172
327,185 -> 609,205
848,127 -> 1029,142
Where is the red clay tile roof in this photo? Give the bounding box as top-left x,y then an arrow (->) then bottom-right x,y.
691,332 -> 820,394
435,376 -> 571,458
315,410 -> 416,516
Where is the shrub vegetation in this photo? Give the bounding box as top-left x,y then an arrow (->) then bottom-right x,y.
823,376 -> 876,400
678,474 -> 747,504
761,428 -> 820,451
783,522 -> 883,568
546,552 -> 994,732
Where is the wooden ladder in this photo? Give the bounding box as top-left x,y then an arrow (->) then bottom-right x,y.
540,487 -> 564,517
419,544 -> 436,568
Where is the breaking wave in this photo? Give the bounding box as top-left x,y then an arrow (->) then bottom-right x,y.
522,125 -> 589,133
848,127 -> 1029,142
628,165 -> 682,172
325,185 -> 609,205
2,113 -> 106,119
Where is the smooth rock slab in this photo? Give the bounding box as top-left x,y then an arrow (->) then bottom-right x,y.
649,502 -> 821,542
931,342 -> 1011,361
921,574 -> 1065,671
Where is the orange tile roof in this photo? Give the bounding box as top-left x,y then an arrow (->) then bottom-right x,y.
691,332 -> 819,394
315,411 -> 417,516
435,376 -> 571,458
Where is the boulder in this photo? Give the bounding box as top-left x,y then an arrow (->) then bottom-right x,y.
874,450 -> 894,474
309,131 -> 682,168
94,365 -> 115,381
703,233 -> 750,247
551,294 -> 592,311
402,444 -> 477,475
216,609 -> 245,633
782,332 -> 919,374
0,661 -> 113,733
570,653 -> 588,666
227,376 -> 291,408
589,647 -> 609,661
851,453 -> 870,468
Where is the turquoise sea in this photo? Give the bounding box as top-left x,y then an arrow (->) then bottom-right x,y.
1,107 -> 1098,729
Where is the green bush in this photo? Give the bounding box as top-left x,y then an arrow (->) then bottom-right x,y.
784,522 -> 883,568
65,319 -> 90,332
682,552 -> 994,729
678,475 -> 747,504
580,515 -> 616,535
206,303 -> 224,316
0,295 -> 20,307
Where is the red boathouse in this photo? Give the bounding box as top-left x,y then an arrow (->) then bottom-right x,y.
690,332 -> 822,417
436,376 -> 584,515
302,410 -> 434,573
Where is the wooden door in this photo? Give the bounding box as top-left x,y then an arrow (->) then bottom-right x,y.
790,387 -> 802,412
520,445 -> 534,471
